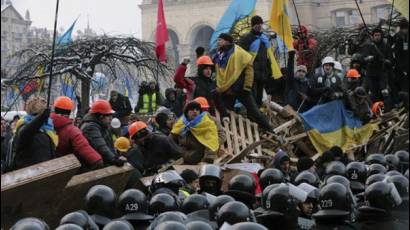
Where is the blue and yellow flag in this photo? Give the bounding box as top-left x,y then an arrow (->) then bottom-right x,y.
171,112 -> 219,152
248,34 -> 282,79
61,74 -> 76,100
300,100 -> 378,154
269,0 -> 294,51
209,0 -> 256,51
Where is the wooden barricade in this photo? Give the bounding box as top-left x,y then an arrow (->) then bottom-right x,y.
1,155 -> 81,229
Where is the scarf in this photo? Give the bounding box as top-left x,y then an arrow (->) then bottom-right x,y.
171,112 -> 219,152
16,115 -> 59,147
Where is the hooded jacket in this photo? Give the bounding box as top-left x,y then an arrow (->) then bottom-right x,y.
272,150 -> 296,182
51,113 -> 102,167
109,93 -> 132,119
162,88 -> 183,117
80,113 -> 117,164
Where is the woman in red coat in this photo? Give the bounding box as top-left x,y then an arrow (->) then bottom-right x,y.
50,96 -> 103,169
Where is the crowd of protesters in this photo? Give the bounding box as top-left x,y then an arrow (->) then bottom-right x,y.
1,15 -> 409,230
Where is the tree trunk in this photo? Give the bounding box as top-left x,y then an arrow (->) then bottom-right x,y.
81,79 -> 91,115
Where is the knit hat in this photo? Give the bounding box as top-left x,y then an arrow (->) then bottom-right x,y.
295,65 -> 308,73
25,96 -> 47,116
251,15 -> 263,27
297,157 -> 315,172
180,169 -> 199,184
183,101 -> 202,117
155,112 -> 169,128
218,33 -> 234,44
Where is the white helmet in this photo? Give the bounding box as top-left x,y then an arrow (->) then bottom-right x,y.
111,118 -> 121,129
334,61 -> 343,71
322,56 -> 335,66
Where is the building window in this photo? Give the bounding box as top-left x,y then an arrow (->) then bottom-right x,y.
334,9 -> 360,27
373,5 -> 392,23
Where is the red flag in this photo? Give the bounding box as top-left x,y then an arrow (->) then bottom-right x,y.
155,0 -> 169,62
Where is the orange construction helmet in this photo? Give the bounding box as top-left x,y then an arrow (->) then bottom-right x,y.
128,121 -> 148,139
54,96 -> 74,111
90,100 -> 115,115
346,69 -> 361,78
196,56 -> 214,66
194,97 -> 210,110
372,101 -> 384,117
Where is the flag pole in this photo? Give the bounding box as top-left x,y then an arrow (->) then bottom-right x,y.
46,0 -> 60,107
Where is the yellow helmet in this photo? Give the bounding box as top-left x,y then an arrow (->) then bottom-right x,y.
114,137 -> 131,153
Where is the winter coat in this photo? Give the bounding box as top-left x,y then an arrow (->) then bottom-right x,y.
162,88 -> 184,117
392,32 -> 409,75
51,113 -> 102,167
109,93 -> 132,118
308,72 -> 344,104
345,92 -> 372,124
138,133 -> 182,171
80,113 -> 118,164
13,110 -> 56,170
191,72 -> 217,106
272,150 -> 297,182
173,63 -> 196,103
354,207 -> 407,230
361,40 -> 393,77
134,91 -> 163,114
239,30 -> 272,82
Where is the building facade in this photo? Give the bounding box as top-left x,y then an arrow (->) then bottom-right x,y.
140,0 -> 391,68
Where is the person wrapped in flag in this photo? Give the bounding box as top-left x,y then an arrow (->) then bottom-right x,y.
239,15 -> 282,107
171,101 -> 219,165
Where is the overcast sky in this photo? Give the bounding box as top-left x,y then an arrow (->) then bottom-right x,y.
12,0 -> 143,38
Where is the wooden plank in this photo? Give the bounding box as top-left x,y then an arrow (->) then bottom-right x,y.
273,118 -> 297,133
285,132 -> 308,143
246,119 -> 254,148
226,140 -> 267,164
230,112 -> 240,155
54,164 -> 134,228
224,116 -> 233,155
253,123 -> 262,155
1,155 -> 81,229
238,115 -> 247,151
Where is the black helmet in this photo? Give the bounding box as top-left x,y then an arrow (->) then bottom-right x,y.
366,174 -> 387,187
231,222 -> 268,230
118,189 -> 153,221
226,174 -> 256,207
186,221 -> 213,230
150,170 -> 185,195
227,174 -> 255,195
11,218 -> 49,230
326,175 -> 351,190
364,181 -> 401,211
102,220 -> 134,230
85,185 -> 116,218
295,170 -> 319,187
395,150 -> 409,173
259,184 -> 281,209
199,165 -> 222,195
154,221 -> 187,230
386,170 -> 402,177
366,153 -> 387,166
259,168 -> 284,190
405,169 -> 409,178
325,161 -> 346,177
385,154 -> 400,171
388,175 -> 409,201
60,210 -> 97,229
313,183 -> 351,219
149,193 -> 178,215
55,224 -> 83,230
367,163 -> 387,177
216,201 -> 251,226
147,211 -> 187,230
265,184 -> 298,215
346,161 -> 367,193
208,195 -> 235,221
181,194 -> 209,214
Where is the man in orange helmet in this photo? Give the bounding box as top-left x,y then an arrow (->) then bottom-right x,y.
80,100 -> 126,167
343,69 -> 363,93
127,121 -> 182,175
51,96 -> 103,170
345,87 -> 372,124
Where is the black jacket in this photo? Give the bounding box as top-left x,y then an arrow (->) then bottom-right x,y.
80,113 -> 117,164
191,72 -> 216,103
361,40 -> 393,77
354,207 -> 407,230
392,32 -> 409,74
109,93 -> 132,118
13,109 -> 56,170
308,72 -> 344,104
139,133 -> 182,173
162,88 -> 183,117
239,30 -> 272,81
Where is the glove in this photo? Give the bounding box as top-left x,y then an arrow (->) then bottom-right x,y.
109,157 -> 126,167
91,160 -> 104,170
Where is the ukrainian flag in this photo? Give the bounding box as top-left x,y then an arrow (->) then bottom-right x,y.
248,34 -> 282,79
61,74 -> 75,100
269,0 -> 295,51
300,100 -> 378,154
